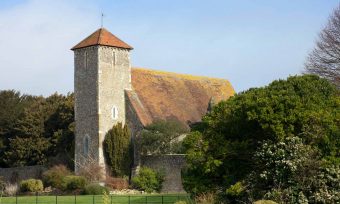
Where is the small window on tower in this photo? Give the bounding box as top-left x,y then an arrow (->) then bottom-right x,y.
112,106 -> 118,120
84,51 -> 88,69
112,51 -> 116,66
84,135 -> 90,156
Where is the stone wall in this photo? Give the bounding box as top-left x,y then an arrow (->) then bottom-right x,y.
0,165 -> 46,183
97,46 -> 131,173
74,45 -> 131,176
141,155 -> 186,193
74,46 -> 100,173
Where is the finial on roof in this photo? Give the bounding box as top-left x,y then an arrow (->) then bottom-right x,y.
101,13 -> 105,28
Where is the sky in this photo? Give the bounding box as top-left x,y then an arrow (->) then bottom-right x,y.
0,0 -> 339,96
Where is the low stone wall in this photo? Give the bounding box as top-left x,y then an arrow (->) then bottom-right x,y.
0,165 -> 46,183
141,154 -> 186,193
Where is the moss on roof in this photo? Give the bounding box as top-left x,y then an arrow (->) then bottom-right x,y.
129,67 -> 235,126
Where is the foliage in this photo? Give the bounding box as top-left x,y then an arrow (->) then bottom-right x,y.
174,201 -> 187,204
131,167 -> 164,193
77,157 -> 104,183
102,190 -> 110,204
0,176 -> 5,191
103,123 -> 132,177
140,119 -> 188,155
42,165 -> 72,189
20,179 -> 44,192
0,91 -> 74,168
182,75 -> 340,202
83,183 -> 109,195
0,90 -> 35,167
4,183 -> 19,196
305,5 -> 340,89
194,192 -> 216,204
105,177 -> 129,190
61,176 -> 87,191
225,182 -> 245,198
4,96 -> 53,166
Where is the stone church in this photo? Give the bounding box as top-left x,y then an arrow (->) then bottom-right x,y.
71,28 -> 234,192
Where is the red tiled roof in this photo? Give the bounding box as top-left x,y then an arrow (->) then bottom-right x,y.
71,28 -> 133,50
128,68 -> 235,127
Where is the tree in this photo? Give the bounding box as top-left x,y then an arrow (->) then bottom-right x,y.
3,97 -> 50,166
0,90 -> 75,168
103,123 -> 132,177
183,75 -> 339,202
45,93 -> 75,168
139,119 -> 188,155
305,5 -> 340,89
0,90 -> 36,167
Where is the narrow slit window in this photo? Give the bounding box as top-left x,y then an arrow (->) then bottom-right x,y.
84,51 -> 88,69
112,51 -> 116,66
84,136 -> 89,156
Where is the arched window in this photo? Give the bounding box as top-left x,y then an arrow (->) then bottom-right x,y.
112,106 -> 118,120
83,135 -> 90,156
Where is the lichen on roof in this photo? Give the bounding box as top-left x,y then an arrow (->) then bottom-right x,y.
129,67 -> 235,126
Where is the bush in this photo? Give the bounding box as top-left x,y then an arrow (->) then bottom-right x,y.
131,167 -> 164,193
42,164 -> 72,189
104,123 -> 132,177
194,192 -> 216,204
83,183 -> 109,195
20,179 -> 43,192
174,201 -> 187,204
105,177 -> 129,190
0,176 -> 5,191
225,182 -> 245,197
140,119 -> 188,155
4,183 -> 19,196
78,160 -> 104,183
61,176 -> 87,191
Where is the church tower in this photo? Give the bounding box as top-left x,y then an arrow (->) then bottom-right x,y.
71,28 -> 133,176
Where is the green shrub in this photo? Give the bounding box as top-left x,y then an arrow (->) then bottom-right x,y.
132,167 -> 164,193
83,183 -> 109,195
225,181 -> 245,197
140,119 -> 188,155
42,165 -> 72,189
0,176 -> 5,190
20,179 -> 43,192
174,201 -> 187,204
104,123 -> 133,177
61,175 -> 87,191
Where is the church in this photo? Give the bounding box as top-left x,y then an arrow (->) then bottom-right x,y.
71,28 -> 235,192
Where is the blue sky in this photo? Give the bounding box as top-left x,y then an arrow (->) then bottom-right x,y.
0,0 -> 339,95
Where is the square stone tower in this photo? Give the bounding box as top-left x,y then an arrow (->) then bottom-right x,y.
71,28 -> 133,176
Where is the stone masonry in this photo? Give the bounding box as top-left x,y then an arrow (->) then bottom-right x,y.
74,45 -> 131,176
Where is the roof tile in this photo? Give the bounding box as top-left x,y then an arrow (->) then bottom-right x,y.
71,28 -> 133,50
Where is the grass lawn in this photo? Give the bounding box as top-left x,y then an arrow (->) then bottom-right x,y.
0,194 -> 193,204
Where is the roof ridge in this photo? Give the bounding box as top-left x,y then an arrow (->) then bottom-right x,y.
131,67 -> 230,82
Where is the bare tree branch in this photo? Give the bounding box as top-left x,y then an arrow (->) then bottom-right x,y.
305,5 -> 340,89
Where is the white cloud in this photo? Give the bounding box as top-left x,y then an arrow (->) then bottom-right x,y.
0,0 -> 99,95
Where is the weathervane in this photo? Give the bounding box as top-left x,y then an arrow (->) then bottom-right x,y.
101,13 -> 105,28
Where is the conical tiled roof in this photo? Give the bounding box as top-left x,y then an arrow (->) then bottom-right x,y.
71,28 -> 133,50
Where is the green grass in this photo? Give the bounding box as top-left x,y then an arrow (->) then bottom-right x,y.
0,194 -> 193,204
